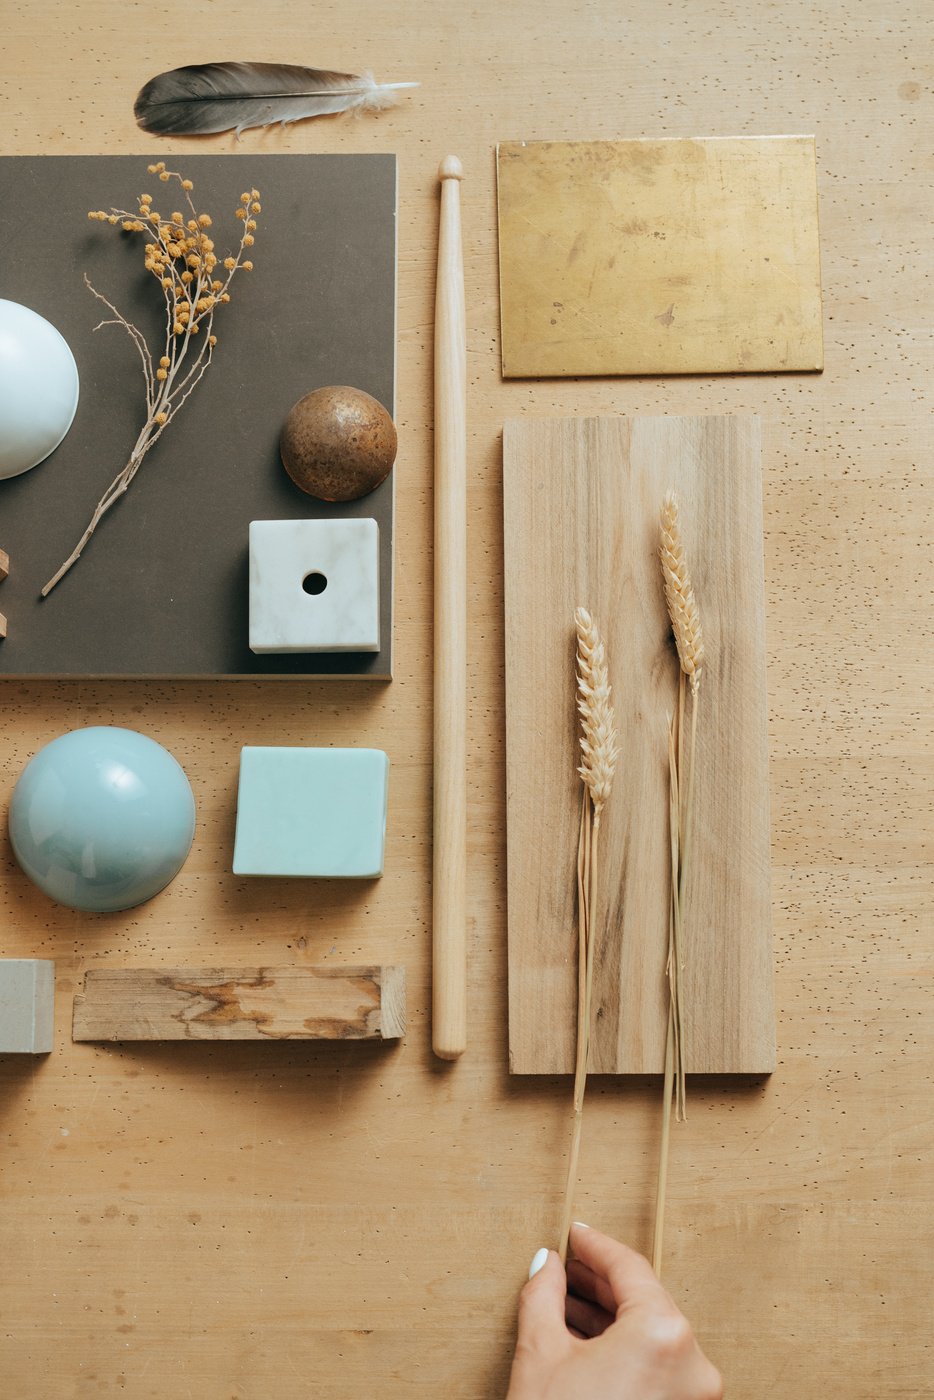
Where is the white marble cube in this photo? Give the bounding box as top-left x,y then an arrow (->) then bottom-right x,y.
249,519 -> 380,654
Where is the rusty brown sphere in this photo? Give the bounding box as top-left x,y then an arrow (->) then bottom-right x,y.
280,385 -> 397,502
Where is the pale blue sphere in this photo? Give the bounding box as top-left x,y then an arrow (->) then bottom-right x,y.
9,726 -> 196,912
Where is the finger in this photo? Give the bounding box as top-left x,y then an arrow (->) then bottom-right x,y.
507,1250 -> 571,1399
568,1224 -> 673,1314
567,1258 -> 617,1316
564,1292 -> 615,1340
514,1249 -> 571,1364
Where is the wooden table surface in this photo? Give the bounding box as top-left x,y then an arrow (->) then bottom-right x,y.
2,2 -> 931,1396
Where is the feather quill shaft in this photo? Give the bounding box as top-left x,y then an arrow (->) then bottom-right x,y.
135,63 -> 418,136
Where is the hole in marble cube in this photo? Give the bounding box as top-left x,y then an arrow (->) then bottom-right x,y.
249,519 -> 379,653
232,747 -> 389,879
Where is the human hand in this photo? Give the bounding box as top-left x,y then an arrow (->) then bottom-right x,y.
506,1223 -> 722,1400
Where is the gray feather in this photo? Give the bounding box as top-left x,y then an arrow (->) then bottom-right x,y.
134,62 -> 417,137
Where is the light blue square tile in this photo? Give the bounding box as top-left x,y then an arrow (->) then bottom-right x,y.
233,747 -> 389,878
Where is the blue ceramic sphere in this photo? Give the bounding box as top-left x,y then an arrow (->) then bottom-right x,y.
9,726 -> 196,913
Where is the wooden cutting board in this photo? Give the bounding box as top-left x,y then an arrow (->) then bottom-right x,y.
504,414 -> 775,1075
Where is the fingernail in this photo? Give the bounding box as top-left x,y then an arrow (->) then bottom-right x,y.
528,1247 -> 549,1279
572,1221 -> 590,1229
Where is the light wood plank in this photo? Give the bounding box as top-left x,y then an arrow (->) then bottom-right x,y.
504,415 -> 774,1075
73,966 -> 405,1042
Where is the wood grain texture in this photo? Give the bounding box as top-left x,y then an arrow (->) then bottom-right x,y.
0,1 -> 931,1397
504,415 -> 774,1075
497,137 -> 823,377
431,157 -> 468,1058
73,966 -> 405,1041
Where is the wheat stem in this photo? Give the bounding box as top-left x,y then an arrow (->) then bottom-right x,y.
576,788 -> 590,1078
586,816 -> 600,1061
559,610 -> 617,1263
560,792 -> 591,1262
654,491 -> 705,1272
677,690 -> 700,1117
653,706 -> 684,1276
653,999 -> 676,1274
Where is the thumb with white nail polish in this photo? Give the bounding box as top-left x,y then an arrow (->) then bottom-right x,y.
507,1247 -> 571,1398
528,1247 -> 550,1279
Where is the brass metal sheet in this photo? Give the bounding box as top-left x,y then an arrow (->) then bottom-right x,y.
497,136 -> 823,378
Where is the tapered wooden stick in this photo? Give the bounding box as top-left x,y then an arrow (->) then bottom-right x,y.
432,155 -> 467,1060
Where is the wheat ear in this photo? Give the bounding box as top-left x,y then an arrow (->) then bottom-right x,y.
653,492 -> 705,1277
659,491 -> 705,695
559,608 -> 619,1263
574,607 -> 620,816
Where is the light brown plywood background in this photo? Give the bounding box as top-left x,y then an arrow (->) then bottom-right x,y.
1,3 -> 931,1397
504,414 -> 774,1076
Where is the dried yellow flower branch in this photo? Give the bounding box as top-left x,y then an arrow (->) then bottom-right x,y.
41,165 -> 260,597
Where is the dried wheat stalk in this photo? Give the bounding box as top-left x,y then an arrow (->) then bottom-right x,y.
653,491 -> 705,1276
660,491 -> 705,695
559,607 -> 619,1264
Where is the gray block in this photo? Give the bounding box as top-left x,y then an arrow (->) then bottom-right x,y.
0,154 -> 396,679
0,959 -> 54,1053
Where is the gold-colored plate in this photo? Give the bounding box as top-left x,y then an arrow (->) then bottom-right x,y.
496,136 -> 823,378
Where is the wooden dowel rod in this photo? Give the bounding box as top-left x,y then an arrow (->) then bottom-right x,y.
432,155 -> 467,1060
